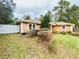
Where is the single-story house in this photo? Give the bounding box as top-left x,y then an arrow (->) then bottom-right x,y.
17,19 -> 41,33
49,22 -> 75,32
17,19 -> 75,33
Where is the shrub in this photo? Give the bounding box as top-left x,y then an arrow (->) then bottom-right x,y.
60,32 -> 66,34
41,28 -> 49,31
28,30 -> 37,37
37,31 -> 52,42
60,31 -> 72,35
53,32 -> 59,34
71,32 -> 79,36
65,31 -> 72,35
22,33 -> 27,35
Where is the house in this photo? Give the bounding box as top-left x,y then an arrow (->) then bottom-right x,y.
17,19 -> 75,33
49,22 -> 75,32
17,19 -> 41,33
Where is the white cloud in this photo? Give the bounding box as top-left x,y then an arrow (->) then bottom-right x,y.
67,0 -> 79,6
14,0 -> 51,8
13,0 -> 79,19
14,0 -> 53,18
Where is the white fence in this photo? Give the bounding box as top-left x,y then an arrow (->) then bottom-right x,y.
0,25 -> 20,34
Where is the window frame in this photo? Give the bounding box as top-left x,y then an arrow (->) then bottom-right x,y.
61,25 -> 66,32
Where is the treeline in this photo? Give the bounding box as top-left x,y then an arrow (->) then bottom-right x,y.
0,0 -> 16,24
0,0 -> 79,27
40,0 -> 79,28
53,0 -> 79,26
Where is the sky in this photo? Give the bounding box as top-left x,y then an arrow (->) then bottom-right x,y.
13,0 -> 79,19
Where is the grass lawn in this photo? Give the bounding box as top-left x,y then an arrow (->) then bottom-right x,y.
50,33 -> 79,52
0,34 -> 27,59
0,34 -> 53,59
0,33 -> 79,59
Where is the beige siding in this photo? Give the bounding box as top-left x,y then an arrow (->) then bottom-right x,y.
21,23 -> 40,33
35,24 -> 40,30
52,25 -> 72,32
52,25 -> 61,32
65,25 -> 71,32
21,23 -> 29,33
21,22 -> 74,33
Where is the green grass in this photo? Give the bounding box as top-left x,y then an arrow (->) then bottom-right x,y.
0,34 -> 27,59
0,34 -> 53,59
0,33 -> 79,59
50,33 -> 79,51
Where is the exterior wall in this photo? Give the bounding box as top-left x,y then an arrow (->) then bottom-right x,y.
21,23 -> 40,33
52,25 -> 73,32
35,24 -> 40,30
0,25 -> 20,34
21,22 -> 74,33
70,26 -> 74,32
65,25 -> 71,32
21,23 -> 29,33
52,25 -> 61,32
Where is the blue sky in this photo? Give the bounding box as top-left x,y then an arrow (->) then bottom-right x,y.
13,0 -> 79,19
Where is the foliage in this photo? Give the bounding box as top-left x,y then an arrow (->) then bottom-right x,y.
53,0 -> 70,22
41,28 -> 49,31
27,30 -> 37,37
37,31 -> 52,42
23,15 -> 31,20
40,11 -> 51,28
0,0 -> 16,24
53,0 -> 79,26
67,5 -> 79,26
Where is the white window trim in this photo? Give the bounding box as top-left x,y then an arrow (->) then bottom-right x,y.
70,26 -> 73,32
29,23 -> 32,31
61,25 -> 66,32
29,24 -> 35,31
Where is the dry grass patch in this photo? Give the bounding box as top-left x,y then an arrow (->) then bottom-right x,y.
0,34 -> 53,59
49,33 -> 79,59
0,33 -> 79,59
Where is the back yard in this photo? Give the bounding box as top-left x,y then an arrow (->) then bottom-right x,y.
0,33 -> 79,59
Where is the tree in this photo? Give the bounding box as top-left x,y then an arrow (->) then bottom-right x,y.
67,6 -> 79,30
53,0 -> 79,26
0,0 -> 16,24
23,15 -> 31,20
40,11 -> 51,28
65,5 -> 79,26
40,15 -> 44,21
53,0 -> 70,22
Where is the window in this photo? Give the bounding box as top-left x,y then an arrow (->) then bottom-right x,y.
71,26 -> 73,32
29,24 -> 32,30
33,24 -> 35,30
61,25 -> 65,32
